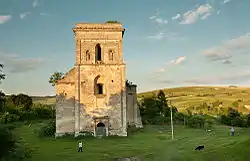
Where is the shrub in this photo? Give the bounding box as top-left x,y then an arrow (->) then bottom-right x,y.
187,115 -> 205,128
38,119 -> 56,137
127,124 -> 143,136
0,112 -> 20,124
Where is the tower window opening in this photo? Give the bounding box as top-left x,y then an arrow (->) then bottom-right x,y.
96,83 -> 103,94
95,44 -> 102,62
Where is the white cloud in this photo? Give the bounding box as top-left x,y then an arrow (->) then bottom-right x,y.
183,72 -> 250,85
0,15 -> 12,24
153,56 -> 186,73
201,33 -> 250,63
20,12 -> 31,19
172,14 -> 181,20
201,13 -> 212,20
148,32 -> 165,40
222,0 -> 232,4
40,13 -> 51,16
155,18 -> 168,24
0,52 -> 44,73
149,9 -> 168,25
217,10 -> 220,14
180,4 -> 213,24
148,32 -> 186,41
32,0 -> 39,7
171,56 -> 186,65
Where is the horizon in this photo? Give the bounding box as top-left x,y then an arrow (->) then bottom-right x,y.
1,0 -> 250,96
3,85 -> 250,97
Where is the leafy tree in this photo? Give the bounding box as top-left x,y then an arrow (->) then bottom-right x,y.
0,126 -> 15,159
6,94 -> 33,110
0,64 -> 6,83
48,72 -> 64,87
156,90 -> 168,116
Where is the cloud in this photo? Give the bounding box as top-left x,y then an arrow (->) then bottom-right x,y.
172,14 -> 181,20
40,13 -> 50,16
0,15 -> 12,24
149,9 -> 168,25
153,56 -> 186,73
201,13 -> 212,20
179,4 -> 213,24
0,53 -> 44,73
148,32 -> 165,40
183,72 -> 250,85
222,59 -> 232,64
32,0 -> 39,8
20,12 -> 31,19
170,56 -> 186,65
148,32 -> 186,41
217,10 -> 220,14
201,33 -> 250,63
222,0 -> 232,4
155,18 -> 168,24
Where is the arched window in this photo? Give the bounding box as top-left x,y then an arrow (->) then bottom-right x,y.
109,49 -> 114,61
95,44 -> 102,62
94,75 -> 104,95
86,50 -> 90,61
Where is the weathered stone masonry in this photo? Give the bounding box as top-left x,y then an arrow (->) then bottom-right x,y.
55,22 -> 142,137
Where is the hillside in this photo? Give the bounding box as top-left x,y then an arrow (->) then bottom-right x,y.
138,86 -> 250,113
32,86 -> 250,113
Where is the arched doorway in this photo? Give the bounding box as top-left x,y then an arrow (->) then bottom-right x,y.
96,122 -> 106,136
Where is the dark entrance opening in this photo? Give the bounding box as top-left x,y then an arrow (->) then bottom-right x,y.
97,83 -> 103,94
95,44 -> 102,62
96,122 -> 106,136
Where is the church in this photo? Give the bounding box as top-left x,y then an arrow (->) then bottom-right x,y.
55,22 -> 142,137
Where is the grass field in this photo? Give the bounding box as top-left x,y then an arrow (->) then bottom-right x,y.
32,86 -> 250,113
15,121 -> 250,161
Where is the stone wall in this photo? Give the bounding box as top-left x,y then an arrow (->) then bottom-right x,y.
55,94 -> 75,135
126,85 -> 143,128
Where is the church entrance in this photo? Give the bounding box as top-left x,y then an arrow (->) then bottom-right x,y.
96,122 -> 106,137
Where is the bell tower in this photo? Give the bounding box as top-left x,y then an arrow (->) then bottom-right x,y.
72,22 -> 127,136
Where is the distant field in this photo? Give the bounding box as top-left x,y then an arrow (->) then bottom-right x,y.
32,86 -> 250,113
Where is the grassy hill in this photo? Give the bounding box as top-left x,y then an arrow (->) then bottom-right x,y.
32,86 -> 250,113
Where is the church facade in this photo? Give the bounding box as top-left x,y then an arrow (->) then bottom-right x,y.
55,22 -> 142,137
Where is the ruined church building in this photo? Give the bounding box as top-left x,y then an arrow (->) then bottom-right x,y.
55,22 -> 142,137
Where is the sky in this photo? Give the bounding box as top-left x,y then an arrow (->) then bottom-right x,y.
0,0 -> 250,96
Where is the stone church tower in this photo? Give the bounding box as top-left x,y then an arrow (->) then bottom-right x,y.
55,22 -> 142,137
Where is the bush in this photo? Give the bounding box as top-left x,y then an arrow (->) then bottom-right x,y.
127,125 -> 143,136
187,115 -> 205,128
38,120 -> 56,137
0,124 -> 31,161
0,112 -> 20,124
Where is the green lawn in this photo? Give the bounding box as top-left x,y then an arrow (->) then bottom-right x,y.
14,122 -> 250,161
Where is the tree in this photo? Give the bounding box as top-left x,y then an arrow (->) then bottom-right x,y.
6,94 -> 33,110
0,64 -> 6,83
156,90 -> 170,117
48,72 -> 64,87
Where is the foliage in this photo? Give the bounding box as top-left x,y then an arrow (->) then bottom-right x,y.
0,63 -> 6,83
220,107 -> 250,127
0,92 -> 55,124
48,72 -> 64,87
7,93 -> 33,110
0,124 -> 31,161
139,90 -> 177,125
186,115 -> 205,128
38,119 -> 56,137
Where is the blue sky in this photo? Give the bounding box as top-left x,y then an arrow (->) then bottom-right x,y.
0,0 -> 250,96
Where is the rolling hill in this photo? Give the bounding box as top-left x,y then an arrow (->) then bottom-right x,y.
31,86 -> 250,113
